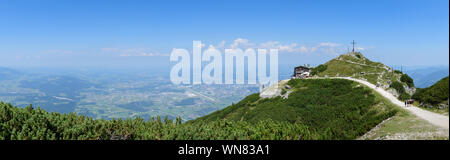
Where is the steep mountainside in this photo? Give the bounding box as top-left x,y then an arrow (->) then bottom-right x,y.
412,76 -> 449,109
313,52 -> 416,100
193,79 -> 397,139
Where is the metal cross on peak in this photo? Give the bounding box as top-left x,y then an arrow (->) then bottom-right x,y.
351,40 -> 356,53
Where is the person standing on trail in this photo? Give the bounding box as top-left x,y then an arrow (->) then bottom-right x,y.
404,101 -> 407,107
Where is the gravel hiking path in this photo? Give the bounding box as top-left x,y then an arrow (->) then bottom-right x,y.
334,77 -> 449,130
266,77 -> 449,130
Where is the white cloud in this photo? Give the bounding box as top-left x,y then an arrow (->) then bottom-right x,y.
203,38 -> 353,55
299,46 -> 308,53
259,41 -> 279,48
102,39 -> 371,57
216,41 -> 226,48
230,38 -> 253,49
356,47 -> 365,51
318,42 -> 341,47
119,54 -> 131,57
100,48 -> 120,52
207,45 -> 216,50
101,48 -> 169,57
47,49 -> 74,54
259,41 -> 308,53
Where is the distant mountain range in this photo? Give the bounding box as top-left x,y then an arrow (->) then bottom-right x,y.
0,67 -> 20,80
402,66 -> 449,88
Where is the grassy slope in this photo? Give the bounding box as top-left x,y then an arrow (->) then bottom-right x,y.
320,53 -> 445,138
413,76 -> 449,107
317,52 -> 403,86
411,76 -> 449,115
194,79 -> 398,140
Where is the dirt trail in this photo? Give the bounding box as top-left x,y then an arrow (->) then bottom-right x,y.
333,77 -> 449,130
270,77 -> 449,130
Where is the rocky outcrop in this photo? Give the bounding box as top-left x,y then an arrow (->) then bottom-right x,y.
421,101 -> 449,109
387,88 -> 399,98
404,85 -> 416,95
260,80 -> 294,99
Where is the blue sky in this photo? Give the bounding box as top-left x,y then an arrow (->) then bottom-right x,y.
0,0 -> 448,68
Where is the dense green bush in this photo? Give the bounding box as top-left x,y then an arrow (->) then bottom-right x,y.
390,81 -> 405,94
390,81 -> 412,100
311,65 -> 327,75
393,70 -> 403,74
0,102 -> 320,140
399,92 -> 412,101
400,74 -> 414,87
281,89 -> 287,95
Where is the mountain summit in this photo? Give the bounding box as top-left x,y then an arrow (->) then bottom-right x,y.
312,52 -> 416,100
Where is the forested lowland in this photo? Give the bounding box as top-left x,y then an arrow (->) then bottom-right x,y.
0,102 -> 325,140
193,79 -> 398,140
0,67 -> 259,121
